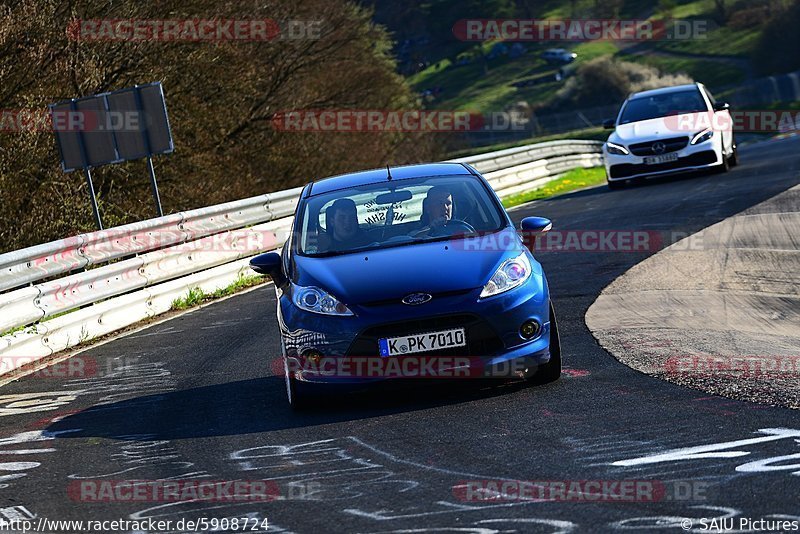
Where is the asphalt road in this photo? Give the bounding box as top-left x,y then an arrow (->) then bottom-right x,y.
1,137 -> 799,533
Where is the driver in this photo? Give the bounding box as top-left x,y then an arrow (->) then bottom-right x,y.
324,198 -> 368,251
412,186 -> 453,237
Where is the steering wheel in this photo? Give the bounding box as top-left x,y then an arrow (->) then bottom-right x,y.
430,219 -> 476,236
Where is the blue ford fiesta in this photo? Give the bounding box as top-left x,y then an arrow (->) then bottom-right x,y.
250,162 -> 561,408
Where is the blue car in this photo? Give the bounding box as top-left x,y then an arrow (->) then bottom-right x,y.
250,162 -> 561,408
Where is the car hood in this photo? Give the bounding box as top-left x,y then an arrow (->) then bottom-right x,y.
612,114 -> 700,144
293,229 -> 532,305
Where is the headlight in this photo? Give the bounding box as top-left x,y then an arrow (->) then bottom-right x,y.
480,252 -> 532,298
691,129 -> 713,144
292,284 -> 353,316
606,141 -> 629,155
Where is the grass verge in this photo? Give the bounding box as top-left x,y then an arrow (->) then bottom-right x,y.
502,166 -> 606,208
170,274 -> 267,311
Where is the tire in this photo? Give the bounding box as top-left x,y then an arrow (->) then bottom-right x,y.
716,148 -> 731,173
607,179 -> 625,191
284,357 -> 310,410
729,144 -> 739,167
528,302 -> 562,385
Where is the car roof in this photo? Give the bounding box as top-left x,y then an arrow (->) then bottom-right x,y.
306,162 -> 475,197
628,83 -> 700,100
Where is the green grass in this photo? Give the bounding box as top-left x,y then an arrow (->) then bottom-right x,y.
651,0 -> 710,20
170,274 -> 266,311
573,41 -> 619,63
655,25 -> 761,57
409,40 -> 620,114
0,324 -> 34,337
618,54 -> 745,88
502,166 -> 607,208
410,50 -> 564,113
645,0 -> 763,58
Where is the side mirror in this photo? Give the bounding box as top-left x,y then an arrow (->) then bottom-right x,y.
713,102 -> 730,112
602,119 -> 616,130
250,252 -> 283,276
520,216 -> 552,234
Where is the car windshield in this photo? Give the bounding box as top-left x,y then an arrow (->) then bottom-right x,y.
296,174 -> 506,256
618,89 -> 707,124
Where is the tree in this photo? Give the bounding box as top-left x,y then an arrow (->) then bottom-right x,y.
0,0 -> 441,251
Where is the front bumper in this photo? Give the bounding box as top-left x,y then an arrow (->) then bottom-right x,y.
603,138 -> 722,181
276,272 -> 552,385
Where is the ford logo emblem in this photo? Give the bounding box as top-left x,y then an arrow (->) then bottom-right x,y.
402,293 -> 432,305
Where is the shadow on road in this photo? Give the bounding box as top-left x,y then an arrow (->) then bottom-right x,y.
46,377 -> 554,440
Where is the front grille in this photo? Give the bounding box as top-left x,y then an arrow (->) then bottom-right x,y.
609,150 -> 718,178
346,314 -> 503,357
629,136 -> 689,156
360,288 -> 473,308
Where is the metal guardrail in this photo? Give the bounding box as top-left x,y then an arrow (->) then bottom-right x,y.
0,140 -> 602,372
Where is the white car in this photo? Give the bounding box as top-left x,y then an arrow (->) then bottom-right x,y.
602,83 -> 738,190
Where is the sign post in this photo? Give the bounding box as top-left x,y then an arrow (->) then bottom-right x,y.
83,168 -> 103,230
147,157 -> 163,217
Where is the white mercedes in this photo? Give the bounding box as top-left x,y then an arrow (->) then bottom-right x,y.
602,82 -> 738,190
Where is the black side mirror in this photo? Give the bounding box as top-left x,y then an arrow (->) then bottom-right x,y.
713,102 -> 730,112
602,119 -> 616,130
250,252 -> 287,286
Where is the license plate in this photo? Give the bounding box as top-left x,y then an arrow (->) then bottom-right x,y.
379,328 -> 466,357
643,153 -> 678,165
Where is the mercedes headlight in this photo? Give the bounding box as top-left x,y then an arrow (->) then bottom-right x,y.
691,129 -> 713,144
292,284 -> 353,316
606,141 -> 629,155
480,252 -> 532,298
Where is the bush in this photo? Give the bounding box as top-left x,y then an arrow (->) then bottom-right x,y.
556,57 -> 694,107
752,0 -> 800,75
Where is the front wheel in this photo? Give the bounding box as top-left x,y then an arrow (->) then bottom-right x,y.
285,357 -> 311,410
607,179 -> 625,191
716,149 -> 731,173
528,302 -> 562,384
728,144 -> 739,167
